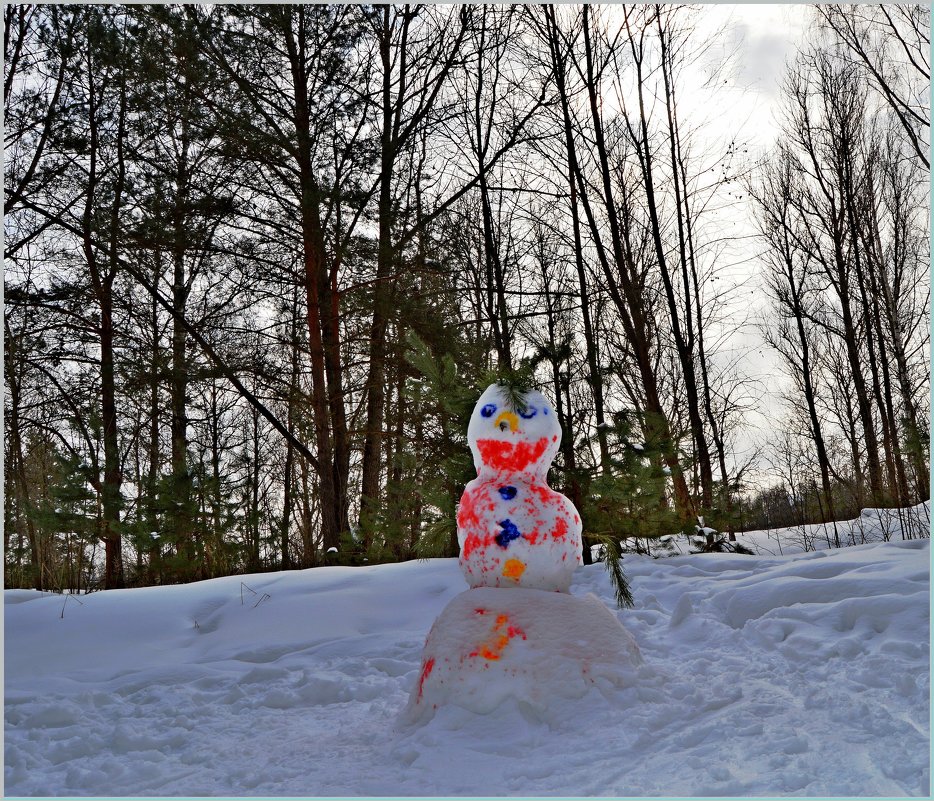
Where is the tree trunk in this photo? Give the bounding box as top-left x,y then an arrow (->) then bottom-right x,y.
99,286 -> 124,588
280,295 -> 300,570
82,43 -> 124,589
360,8 -> 398,547
635,12 -> 712,510
284,7 -> 342,553
4,324 -> 42,589
147,254 -> 162,583
250,406 -> 261,571
170,128 -> 192,577
543,8 -> 609,469
474,11 -> 511,371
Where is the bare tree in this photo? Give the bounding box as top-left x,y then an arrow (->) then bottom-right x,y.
817,4 -> 929,169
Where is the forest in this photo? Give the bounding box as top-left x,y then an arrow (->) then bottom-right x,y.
4,4 -> 930,591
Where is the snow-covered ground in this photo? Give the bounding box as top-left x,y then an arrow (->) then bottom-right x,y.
5,517 -> 930,796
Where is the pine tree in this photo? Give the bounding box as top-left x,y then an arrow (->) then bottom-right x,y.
403,331 -> 480,558
583,413 -> 684,548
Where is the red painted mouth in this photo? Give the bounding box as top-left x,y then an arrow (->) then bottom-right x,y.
476,437 -> 550,472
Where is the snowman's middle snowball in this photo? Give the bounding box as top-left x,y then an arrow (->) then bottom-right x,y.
457,474 -> 582,591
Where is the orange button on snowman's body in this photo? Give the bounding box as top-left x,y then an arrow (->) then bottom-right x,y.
456,384 -> 583,592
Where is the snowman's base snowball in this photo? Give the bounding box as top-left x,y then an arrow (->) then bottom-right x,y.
403,586 -> 643,724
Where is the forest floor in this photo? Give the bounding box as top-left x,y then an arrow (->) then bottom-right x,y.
5,506 -> 930,797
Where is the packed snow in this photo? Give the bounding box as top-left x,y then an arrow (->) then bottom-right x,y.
5,514 -> 930,797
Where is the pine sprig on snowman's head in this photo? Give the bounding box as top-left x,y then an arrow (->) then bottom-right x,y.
495,378 -> 531,416
485,362 -> 538,416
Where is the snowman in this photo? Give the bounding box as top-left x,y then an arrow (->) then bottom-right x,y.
405,383 -> 641,723
456,383 -> 582,592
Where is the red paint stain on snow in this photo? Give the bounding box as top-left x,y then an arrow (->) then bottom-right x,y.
462,533 -> 493,560
553,517 -> 568,540
457,490 -> 481,529
475,437 -> 549,472
416,657 -> 435,702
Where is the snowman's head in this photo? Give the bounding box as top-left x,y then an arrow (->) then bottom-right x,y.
466,384 -> 561,477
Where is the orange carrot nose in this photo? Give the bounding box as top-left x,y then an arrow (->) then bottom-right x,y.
494,411 -> 519,432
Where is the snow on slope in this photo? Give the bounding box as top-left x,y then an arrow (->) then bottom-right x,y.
648,503 -> 931,559
737,503 -> 932,557
5,537 -> 930,797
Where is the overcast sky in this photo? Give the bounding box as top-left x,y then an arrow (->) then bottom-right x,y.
712,4 -> 810,134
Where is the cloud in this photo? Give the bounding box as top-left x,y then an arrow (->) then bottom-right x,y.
724,5 -> 809,99
738,30 -> 794,98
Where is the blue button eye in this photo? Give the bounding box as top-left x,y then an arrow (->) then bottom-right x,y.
481,404 -> 496,418
542,407 -> 549,415
519,406 -> 537,419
